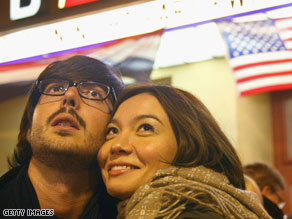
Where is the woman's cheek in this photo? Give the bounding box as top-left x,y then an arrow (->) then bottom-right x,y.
97,146 -> 107,167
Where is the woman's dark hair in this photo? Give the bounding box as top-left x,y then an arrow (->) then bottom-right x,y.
111,84 -> 245,189
9,55 -> 124,168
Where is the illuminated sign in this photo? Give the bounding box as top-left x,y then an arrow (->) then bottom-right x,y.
0,0 -> 140,32
10,0 -> 41,21
58,0 -> 99,9
10,0 -> 100,21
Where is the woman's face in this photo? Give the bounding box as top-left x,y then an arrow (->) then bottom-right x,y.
98,93 -> 178,199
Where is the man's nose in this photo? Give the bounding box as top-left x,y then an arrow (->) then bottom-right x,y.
62,87 -> 81,109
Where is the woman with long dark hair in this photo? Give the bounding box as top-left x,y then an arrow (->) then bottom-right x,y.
98,84 -> 271,219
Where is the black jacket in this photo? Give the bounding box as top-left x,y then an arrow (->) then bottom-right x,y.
0,165 -> 118,219
263,195 -> 284,219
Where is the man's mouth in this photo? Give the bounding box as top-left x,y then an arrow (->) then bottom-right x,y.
52,116 -> 80,130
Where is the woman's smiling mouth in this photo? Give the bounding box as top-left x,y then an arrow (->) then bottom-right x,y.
108,163 -> 140,176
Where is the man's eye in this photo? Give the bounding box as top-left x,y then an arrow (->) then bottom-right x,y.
138,124 -> 154,132
81,88 -> 105,99
46,84 -> 65,93
51,86 -> 63,92
89,90 -> 101,98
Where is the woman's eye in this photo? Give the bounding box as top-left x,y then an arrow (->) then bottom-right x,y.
106,127 -> 118,135
138,124 -> 154,132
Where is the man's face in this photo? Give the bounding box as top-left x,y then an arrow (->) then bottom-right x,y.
262,185 -> 285,206
27,83 -> 112,170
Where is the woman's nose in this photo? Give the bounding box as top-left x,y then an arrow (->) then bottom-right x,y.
110,135 -> 133,156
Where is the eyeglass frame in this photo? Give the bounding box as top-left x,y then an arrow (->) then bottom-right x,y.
36,79 -> 117,102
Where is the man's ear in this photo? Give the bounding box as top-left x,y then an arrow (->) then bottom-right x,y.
261,185 -> 272,196
26,129 -> 31,144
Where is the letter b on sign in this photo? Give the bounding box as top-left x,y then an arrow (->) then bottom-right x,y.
10,0 -> 41,21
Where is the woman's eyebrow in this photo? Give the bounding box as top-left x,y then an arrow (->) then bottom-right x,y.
108,114 -> 164,127
134,114 -> 163,125
107,118 -> 119,126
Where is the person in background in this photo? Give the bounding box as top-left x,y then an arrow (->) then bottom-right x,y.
244,174 -> 264,204
98,84 -> 271,219
0,55 -> 124,218
244,162 -> 286,219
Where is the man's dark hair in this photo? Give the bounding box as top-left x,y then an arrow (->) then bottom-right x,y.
9,55 -> 124,168
243,162 -> 286,192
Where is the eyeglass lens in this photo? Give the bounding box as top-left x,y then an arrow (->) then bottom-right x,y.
40,80 -> 68,95
39,80 -> 110,100
79,83 -> 109,100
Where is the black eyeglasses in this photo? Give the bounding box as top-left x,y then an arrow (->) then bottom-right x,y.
37,79 -> 117,102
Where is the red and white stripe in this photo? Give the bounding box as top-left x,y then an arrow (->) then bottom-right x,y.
230,51 -> 292,96
230,16 -> 292,96
275,16 -> 292,51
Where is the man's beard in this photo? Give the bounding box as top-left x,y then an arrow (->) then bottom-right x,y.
30,126 -> 101,172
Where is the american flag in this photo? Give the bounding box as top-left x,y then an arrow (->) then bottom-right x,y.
0,30 -> 162,102
218,16 -> 292,96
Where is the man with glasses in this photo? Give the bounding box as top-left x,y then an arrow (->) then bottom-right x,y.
244,162 -> 286,219
0,55 -> 124,218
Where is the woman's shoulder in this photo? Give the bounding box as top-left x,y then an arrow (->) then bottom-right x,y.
176,203 -> 225,219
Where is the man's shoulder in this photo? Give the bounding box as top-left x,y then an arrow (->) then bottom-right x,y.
0,166 -> 22,187
0,166 -> 26,209
0,166 -> 23,192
